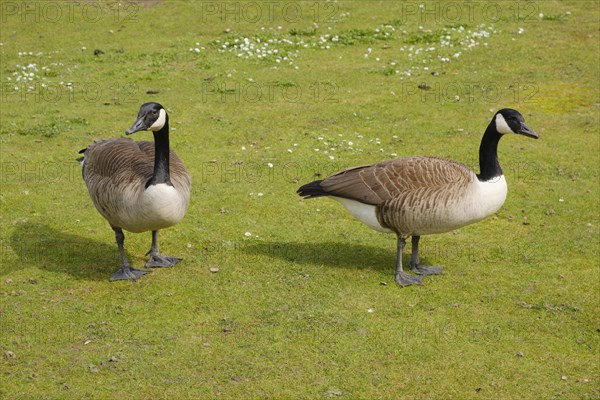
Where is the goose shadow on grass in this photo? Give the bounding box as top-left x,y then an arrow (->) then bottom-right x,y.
242,240 -> 424,275
4,222 -> 125,281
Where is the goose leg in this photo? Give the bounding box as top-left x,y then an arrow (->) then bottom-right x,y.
410,236 -> 443,276
394,237 -> 423,287
110,228 -> 151,281
145,230 -> 182,268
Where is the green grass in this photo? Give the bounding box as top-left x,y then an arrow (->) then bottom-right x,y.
1,1 -> 598,399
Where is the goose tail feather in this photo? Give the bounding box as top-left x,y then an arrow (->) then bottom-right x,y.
297,180 -> 327,199
77,148 -> 87,166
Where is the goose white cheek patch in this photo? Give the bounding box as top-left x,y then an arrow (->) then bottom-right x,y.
149,109 -> 167,131
495,113 -> 513,134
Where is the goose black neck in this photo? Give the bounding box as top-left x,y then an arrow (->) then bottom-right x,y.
146,118 -> 171,188
476,123 -> 503,182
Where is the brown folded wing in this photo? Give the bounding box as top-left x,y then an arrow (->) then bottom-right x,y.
320,156 -> 474,205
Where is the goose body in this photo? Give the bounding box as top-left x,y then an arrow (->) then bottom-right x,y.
298,109 -> 538,287
324,157 -> 508,236
82,138 -> 190,233
80,103 -> 191,281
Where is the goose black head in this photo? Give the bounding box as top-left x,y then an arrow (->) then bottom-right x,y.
494,108 -> 538,139
126,102 -> 168,135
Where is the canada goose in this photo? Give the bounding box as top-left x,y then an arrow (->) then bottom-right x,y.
298,109 -> 538,287
79,102 -> 191,281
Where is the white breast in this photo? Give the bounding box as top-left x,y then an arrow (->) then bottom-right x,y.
415,174 -> 507,235
471,175 -> 508,219
118,183 -> 189,233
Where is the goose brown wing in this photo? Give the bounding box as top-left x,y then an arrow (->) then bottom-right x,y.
83,138 -> 154,183
320,156 -> 473,205
80,138 -> 152,223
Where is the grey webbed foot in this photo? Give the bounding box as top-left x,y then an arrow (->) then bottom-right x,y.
146,255 -> 182,268
110,266 -> 151,281
411,264 -> 444,276
408,236 -> 443,277
395,271 -> 423,287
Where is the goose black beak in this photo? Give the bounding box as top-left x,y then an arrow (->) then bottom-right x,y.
125,117 -> 147,135
517,123 -> 538,139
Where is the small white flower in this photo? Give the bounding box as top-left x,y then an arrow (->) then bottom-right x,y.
244,232 -> 252,237
267,162 -> 273,168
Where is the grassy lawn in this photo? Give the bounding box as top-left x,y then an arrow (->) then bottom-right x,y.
1,1 -> 598,398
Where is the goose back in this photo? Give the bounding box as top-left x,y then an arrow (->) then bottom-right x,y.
81,138 -> 191,232
320,156 -> 474,204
